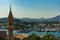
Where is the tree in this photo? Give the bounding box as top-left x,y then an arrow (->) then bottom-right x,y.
23,34 -> 40,40
0,37 -> 4,40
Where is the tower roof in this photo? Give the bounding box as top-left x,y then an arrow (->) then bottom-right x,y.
8,5 -> 13,25
8,5 -> 13,18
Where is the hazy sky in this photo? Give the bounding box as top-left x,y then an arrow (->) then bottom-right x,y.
0,0 -> 60,18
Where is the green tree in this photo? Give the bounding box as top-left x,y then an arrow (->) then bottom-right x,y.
23,34 -> 40,40
0,37 -> 4,40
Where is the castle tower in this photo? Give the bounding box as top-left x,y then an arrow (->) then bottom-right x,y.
8,5 -> 14,40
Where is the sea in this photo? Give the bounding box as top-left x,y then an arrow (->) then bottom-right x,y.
0,29 -> 60,37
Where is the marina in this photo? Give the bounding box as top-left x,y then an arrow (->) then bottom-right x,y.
0,29 -> 60,37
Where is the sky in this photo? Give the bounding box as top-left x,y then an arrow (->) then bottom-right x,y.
0,0 -> 60,18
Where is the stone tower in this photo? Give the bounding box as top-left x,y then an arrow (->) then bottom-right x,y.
8,5 -> 14,40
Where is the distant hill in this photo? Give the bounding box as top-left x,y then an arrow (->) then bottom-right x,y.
47,15 -> 60,22
0,15 -> 60,23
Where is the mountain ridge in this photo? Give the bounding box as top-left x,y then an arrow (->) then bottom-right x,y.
0,15 -> 60,22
